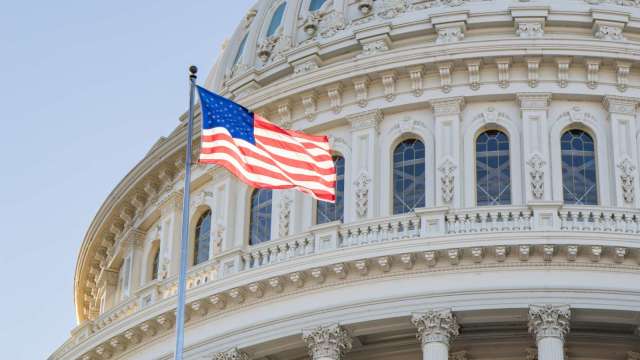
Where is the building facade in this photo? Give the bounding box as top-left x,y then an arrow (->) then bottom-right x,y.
51,0 -> 640,359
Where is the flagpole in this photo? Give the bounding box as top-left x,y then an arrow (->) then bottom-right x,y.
174,65 -> 198,360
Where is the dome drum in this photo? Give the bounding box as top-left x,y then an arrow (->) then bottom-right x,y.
52,0 -> 640,359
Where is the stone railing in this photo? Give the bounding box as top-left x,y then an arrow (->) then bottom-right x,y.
559,206 -> 640,233
242,232 -> 316,270
91,296 -> 139,332
159,261 -> 218,299
339,214 -> 421,247
445,207 -> 533,234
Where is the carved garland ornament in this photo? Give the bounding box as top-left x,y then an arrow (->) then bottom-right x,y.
438,159 -> 456,203
354,171 -> 371,218
279,194 -> 292,237
617,158 -> 636,203
527,154 -> 546,199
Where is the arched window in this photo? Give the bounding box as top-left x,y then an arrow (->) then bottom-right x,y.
232,34 -> 248,65
317,155 -> 345,224
193,210 -> 212,265
309,0 -> 326,11
561,129 -> 598,205
393,139 -> 426,214
249,189 -> 272,245
151,247 -> 160,281
266,2 -> 287,37
476,130 -> 511,206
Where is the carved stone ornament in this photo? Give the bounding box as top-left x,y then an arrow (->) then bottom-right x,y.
516,21 -> 544,38
354,171 -> 371,218
436,24 -> 465,44
302,324 -> 352,360
527,154 -> 546,199
257,35 -> 279,62
556,58 -> 571,88
585,59 -> 601,89
303,12 -> 322,38
319,11 -> 346,38
301,91 -> 318,120
377,0 -> 410,19
466,60 -> 481,90
593,22 -> 625,41
528,304 -> 571,341
409,66 -> 424,97
616,61 -> 631,92
438,159 -> 456,203
214,347 -> 250,360
360,39 -> 389,57
294,59 -> 319,74
214,223 -> 225,252
327,84 -> 343,114
411,309 -> 460,345
496,58 -> 511,88
279,194 -> 292,237
244,9 -> 257,28
617,158 -> 636,203
353,76 -> 370,107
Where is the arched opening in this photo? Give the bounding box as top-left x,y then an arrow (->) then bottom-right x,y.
475,129 -> 511,206
393,138 -> 426,214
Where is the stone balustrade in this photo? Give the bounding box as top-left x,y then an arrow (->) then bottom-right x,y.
65,203 -> 640,359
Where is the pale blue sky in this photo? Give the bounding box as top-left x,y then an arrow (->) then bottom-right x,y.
0,1 -> 254,358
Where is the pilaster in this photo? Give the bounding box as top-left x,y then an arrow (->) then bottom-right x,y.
412,309 -> 459,360
347,110 -> 382,221
159,191 -> 183,277
431,98 -> 465,208
518,93 -> 552,203
603,96 -> 639,207
528,305 -> 571,360
302,324 -> 352,360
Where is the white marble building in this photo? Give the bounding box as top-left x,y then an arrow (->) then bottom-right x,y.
51,0 -> 640,359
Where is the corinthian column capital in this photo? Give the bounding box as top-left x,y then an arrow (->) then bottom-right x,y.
214,347 -> 250,360
528,304 -> 571,341
302,324 -> 352,360
411,309 -> 460,346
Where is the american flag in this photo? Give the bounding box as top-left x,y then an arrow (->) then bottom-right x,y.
196,86 -> 336,203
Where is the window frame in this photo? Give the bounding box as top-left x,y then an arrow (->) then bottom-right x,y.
474,128 -> 512,206
560,128 -> 599,205
392,137 -> 427,215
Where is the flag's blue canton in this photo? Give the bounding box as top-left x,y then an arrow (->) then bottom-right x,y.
197,86 -> 255,145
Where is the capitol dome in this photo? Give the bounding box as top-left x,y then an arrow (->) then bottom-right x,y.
52,0 -> 640,359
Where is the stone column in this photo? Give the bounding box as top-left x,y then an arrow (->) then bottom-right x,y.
528,305 -> 571,360
411,309 -> 460,360
347,110 -> 382,222
302,324 -> 352,360
603,96 -> 639,208
431,98 -> 465,208
214,347 -> 250,360
517,93 -> 552,203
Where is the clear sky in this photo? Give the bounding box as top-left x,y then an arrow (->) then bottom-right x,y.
0,1 -> 254,358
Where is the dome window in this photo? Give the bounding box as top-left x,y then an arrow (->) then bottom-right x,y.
476,130 -> 511,206
249,189 -> 273,245
308,0 -> 326,11
232,34 -> 248,65
317,155 -> 345,224
393,139 -> 426,214
193,209 -> 212,265
266,2 -> 287,38
561,129 -> 598,205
